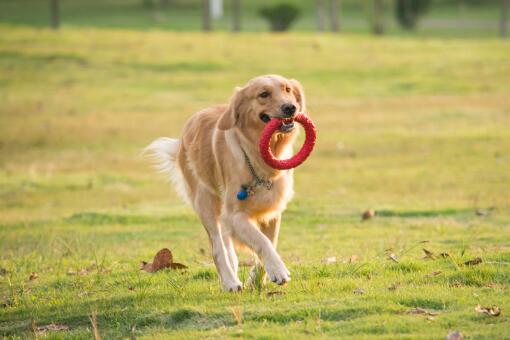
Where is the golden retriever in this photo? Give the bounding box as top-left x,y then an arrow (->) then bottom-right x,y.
145,75 -> 305,291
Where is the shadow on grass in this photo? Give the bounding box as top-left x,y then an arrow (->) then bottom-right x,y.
376,208 -> 474,218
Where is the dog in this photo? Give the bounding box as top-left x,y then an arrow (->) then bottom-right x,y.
145,75 -> 306,291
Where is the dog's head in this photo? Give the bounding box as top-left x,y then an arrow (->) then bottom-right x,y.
218,75 -> 306,134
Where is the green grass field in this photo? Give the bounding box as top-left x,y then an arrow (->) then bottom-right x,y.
1,24 -> 510,338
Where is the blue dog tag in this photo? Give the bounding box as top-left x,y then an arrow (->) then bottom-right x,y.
237,189 -> 248,201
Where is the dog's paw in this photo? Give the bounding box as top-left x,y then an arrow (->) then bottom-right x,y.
221,278 -> 243,292
264,257 -> 291,285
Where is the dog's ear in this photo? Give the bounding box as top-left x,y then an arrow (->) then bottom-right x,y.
218,87 -> 243,130
289,79 -> 306,113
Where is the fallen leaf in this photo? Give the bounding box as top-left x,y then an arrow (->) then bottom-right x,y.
349,254 -> 358,263
464,257 -> 482,266
362,209 -> 375,221
324,256 -> 337,264
422,248 -> 435,260
199,248 -> 206,256
388,283 -> 400,291
425,271 -> 442,278
353,288 -> 365,295
406,307 -> 438,316
446,331 -> 463,340
29,272 -> 38,281
426,316 -> 435,321
388,253 -> 399,263
140,248 -> 187,273
36,323 -> 69,333
440,252 -> 450,258
475,304 -> 501,317
266,291 -> 286,298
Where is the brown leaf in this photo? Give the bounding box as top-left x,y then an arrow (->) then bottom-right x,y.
464,257 -> 482,266
140,248 -> 187,273
388,253 -> 399,263
266,291 -> 286,298
362,209 -> 375,221
29,272 -> 38,281
36,323 -> 69,333
475,304 -> 501,317
425,271 -> 442,278
349,254 -> 358,263
440,252 -> 450,258
388,283 -> 400,291
422,248 -> 435,260
446,331 -> 463,340
169,262 -> 188,270
406,307 -> 439,316
353,288 -> 365,295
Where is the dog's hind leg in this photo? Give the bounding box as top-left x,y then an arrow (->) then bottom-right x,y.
194,186 -> 242,292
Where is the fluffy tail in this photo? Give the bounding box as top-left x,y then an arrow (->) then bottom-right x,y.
143,137 -> 190,204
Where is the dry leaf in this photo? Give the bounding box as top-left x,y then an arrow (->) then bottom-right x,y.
475,304 -> 501,317
388,253 -> 399,263
353,288 -> 365,295
426,316 -> 435,321
324,256 -> 337,264
36,323 -> 69,333
440,253 -> 450,258
425,271 -> 442,278
464,257 -> 482,266
422,248 -> 435,259
267,291 -> 286,298
406,307 -> 438,316
362,209 -> 375,221
140,248 -> 187,273
349,254 -> 358,263
388,283 -> 400,291
29,272 -> 38,281
446,331 -> 463,340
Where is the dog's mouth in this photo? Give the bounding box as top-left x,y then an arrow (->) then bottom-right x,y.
260,113 -> 295,133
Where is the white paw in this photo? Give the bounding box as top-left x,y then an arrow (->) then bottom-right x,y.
221,277 -> 243,292
264,257 -> 291,285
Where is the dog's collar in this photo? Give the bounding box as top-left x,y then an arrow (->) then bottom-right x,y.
236,147 -> 272,201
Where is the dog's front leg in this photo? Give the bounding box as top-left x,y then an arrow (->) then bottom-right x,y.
229,212 -> 290,285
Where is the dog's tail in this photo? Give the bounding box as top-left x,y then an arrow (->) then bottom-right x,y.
143,137 -> 190,204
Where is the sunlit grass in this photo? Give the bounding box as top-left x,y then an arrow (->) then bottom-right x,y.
0,26 -> 509,338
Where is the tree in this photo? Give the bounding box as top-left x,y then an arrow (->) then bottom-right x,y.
232,0 -> 241,32
329,0 -> 340,32
202,0 -> 212,31
316,0 -> 326,32
259,3 -> 301,32
395,0 -> 430,30
502,0 -> 509,38
372,0 -> 384,35
50,0 -> 59,29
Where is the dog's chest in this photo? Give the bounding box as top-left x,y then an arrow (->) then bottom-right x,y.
245,172 -> 294,216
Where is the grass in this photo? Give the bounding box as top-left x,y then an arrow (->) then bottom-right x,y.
0,0 -> 506,37
1,25 -> 510,338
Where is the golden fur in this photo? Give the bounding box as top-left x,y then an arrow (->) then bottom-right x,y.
146,75 -> 306,291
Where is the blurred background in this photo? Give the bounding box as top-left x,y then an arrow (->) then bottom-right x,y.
0,0 -> 509,37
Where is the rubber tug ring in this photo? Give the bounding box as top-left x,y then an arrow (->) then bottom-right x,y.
259,113 -> 317,170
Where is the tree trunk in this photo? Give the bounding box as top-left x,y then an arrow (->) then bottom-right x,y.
232,0 -> 241,32
202,0 -> 212,31
329,0 -> 340,32
50,0 -> 59,29
372,0 -> 384,35
501,0 -> 509,38
316,0 -> 326,32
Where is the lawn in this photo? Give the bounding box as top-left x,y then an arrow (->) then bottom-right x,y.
1,25 -> 510,338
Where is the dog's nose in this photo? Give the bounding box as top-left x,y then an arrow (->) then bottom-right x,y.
281,103 -> 296,117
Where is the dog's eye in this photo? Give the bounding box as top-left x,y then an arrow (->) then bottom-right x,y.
285,87 -> 291,93
259,91 -> 271,98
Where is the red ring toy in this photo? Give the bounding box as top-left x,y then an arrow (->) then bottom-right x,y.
259,113 -> 317,170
